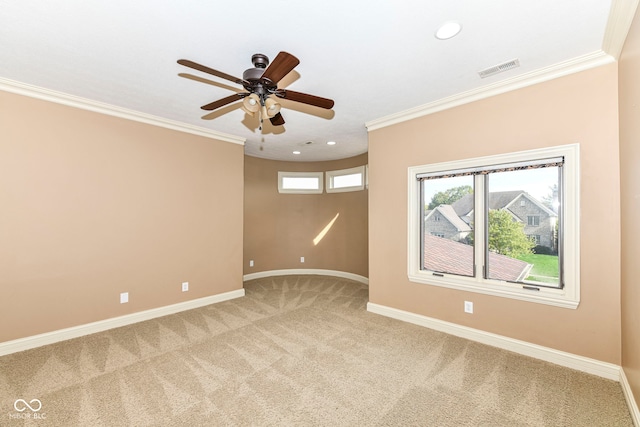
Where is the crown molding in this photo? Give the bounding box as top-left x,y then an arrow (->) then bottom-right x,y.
366,0 -> 640,132
603,0 -> 640,59
365,50 -> 614,132
0,77 -> 245,145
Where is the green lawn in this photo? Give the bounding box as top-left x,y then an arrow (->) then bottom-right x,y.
516,253 -> 559,284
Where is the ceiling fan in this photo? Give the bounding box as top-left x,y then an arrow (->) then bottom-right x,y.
177,51 -> 334,127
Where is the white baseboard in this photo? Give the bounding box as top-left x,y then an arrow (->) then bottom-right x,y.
621,368 -> 640,426
0,289 -> 245,357
243,269 -> 369,285
367,302 -> 620,381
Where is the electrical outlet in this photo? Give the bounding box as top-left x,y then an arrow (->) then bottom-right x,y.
182,282 -> 189,292
464,301 -> 473,314
300,256 -> 305,263
249,260 -> 254,267
120,292 -> 129,304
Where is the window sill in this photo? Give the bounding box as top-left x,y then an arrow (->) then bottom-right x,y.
408,271 -> 579,309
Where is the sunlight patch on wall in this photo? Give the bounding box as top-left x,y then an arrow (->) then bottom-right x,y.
313,213 -> 340,246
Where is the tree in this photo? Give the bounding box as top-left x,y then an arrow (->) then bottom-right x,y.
428,185 -> 472,209
541,184 -> 558,212
487,210 -> 535,257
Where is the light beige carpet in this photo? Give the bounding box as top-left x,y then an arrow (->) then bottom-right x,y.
0,275 -> 633,426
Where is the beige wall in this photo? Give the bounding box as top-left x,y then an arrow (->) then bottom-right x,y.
0,91 -> 244,343
619,5 -> 640,410
369,64 -> 621,363
244,154 -> 368,278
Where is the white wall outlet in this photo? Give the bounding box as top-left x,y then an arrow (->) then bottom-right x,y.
181,282 -> 189,292
464,301 -> 473,314
249,260 -> 254,267
120,292 -> 129,304
300,256 -> 305,263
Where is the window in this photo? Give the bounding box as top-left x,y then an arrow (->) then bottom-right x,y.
422,175 -> 474,277
326,166 -> 366,193
527,215 -> 540,226
527,234 -> 541,245
408,144 -> 580,308
278,171 -> 323,194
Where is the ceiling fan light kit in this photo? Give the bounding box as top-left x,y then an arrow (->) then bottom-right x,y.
178,51 -> 334,127
264,97 -> 281,118
242,93 -> 261,113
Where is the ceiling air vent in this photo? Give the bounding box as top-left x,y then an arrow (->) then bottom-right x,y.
478,59 -> 520,78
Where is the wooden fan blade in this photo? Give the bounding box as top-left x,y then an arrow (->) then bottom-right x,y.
277,89 -> 334,109
201,93 -> 246,111
270,112 -> 285,126
261,52 -> 299,84
178,73 -> 243,93
178,59 -> 246,85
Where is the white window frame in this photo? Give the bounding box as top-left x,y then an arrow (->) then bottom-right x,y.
326,166 -> 366,193
407,144 -> 580,309
365,165 -> 369,189
278,171 -> 324,194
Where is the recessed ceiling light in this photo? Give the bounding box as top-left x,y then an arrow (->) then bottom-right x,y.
293,151 -> 301,155
435,21 -> 462,40
327,141 -> 336,145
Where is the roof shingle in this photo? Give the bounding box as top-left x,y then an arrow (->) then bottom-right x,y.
423,234 -> 531,282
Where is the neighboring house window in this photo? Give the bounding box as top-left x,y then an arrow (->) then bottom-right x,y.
326,166 -> 366,193
431,232 -> 445,238
434,215 -> 441,221
408,144 -> 580,309
527,234 -> 542,244
278,171 -> 323,194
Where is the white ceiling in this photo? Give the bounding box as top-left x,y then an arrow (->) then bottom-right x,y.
0,1 -> 631,161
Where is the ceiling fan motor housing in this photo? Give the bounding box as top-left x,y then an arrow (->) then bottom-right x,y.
243,53 -> 277,97
251,53 -> 269,68
243,67 -> 265,82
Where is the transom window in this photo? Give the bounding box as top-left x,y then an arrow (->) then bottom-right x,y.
408,144 -> 580,308
326,166 -> 366,193
278,171 -> 323,194
278,166 -> 368,194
